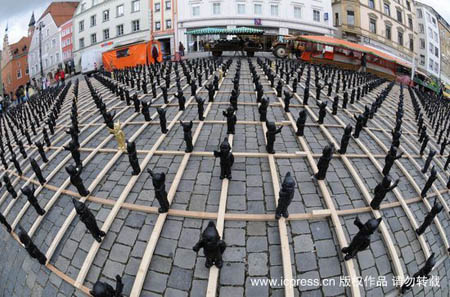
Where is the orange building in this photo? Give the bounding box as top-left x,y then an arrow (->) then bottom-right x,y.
1,14 -> 34,100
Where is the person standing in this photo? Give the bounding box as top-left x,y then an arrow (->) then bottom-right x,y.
359,53 -> 367,72
179,42 -> 185,57
59,68 -> 66,86
152,45 -> 160,64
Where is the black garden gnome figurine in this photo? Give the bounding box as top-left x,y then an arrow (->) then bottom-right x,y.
315,144 -> 335,180
195,95 -> 205,121
275,172 -> 296,219
421,150 -> 436,173
382,146 -> 403,176
193,221 -> 226,268
370,176 -> 399,210
66,165 -> 90,197
90,275 -> 124,297
296,110 -> 307,136
127,141 -> 141,175
213,137 -> 234,180
316,100 -> 327,124
4,175 -> 18,198
11,153 -> 23,176
223,106 -> 237,135
416,199 -> 442,235
181,121 -> 194,153
21,185 -> 46,216
421,166 -> 437,198
35,141 -> 48,163
0,212 -> 12,233
30,159 -> 47,185
401,253 -> 436,293
147,169 -> 170,213
259,97 -> 269,122
64,140 -> 83,168
157,108 -> 168,134
338,125 -> 352,154
73,198 -> 106,242
141,101 -> 151,122
341,217 -> 382,261
283,91 -> 293,112
18,226 -> 47,265
265,120 -> 283,154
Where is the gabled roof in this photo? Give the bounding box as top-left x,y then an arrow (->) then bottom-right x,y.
38,1 -> 79,28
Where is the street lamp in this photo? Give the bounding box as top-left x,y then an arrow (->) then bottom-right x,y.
37,22 -> 45,79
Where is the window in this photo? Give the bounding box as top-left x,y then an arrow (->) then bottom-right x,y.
432,17 -> 436,27
369,0 -> 375,9
429,58 -> 433,70
347,11 -> 355,25
254,3 -> 262,15
271,4 -> 278,16
91,33 -> 97,44
419,23 -> 424,33
398,31 -> 403,45
428,27 -> 432,37
103,10 -> 110,22
335,13 -> 339,26
81,2 -> 86,11
408,17 -> 412,29
90,15 -> 96,27
420,54 -> 425,65
417,9 -> 423,18
79,38 -> 85,48
17,68 -> 22,79
46,29 -> 49,37
166,1 -> 171,9
434,32 -> 438,41
369,19 -> 376,33
56,53 -> 60,62
435,47 -> 439,57
166,19 -> 172,29
384,3 -> 390,16
117,24 -> 124,36
103,29 -> 110,40
45,59 -> 48,68
409,38 -> 413,51
237,3 -> 245,15
79,20 -> 84,32
117,5 -> 124,17
429,43 -> 433,54
313,10 -> 320,22
435,62 -> 439,73
192,5 -> 200,16
155,21 -> 161,30
132,20 -> 140,32
294,7 -> 301,19
132,0 -> 140,12
386,25 -> 391,40
406,0 -> 410,10
420,38 -> 425,49
52,39 -> 56,48
155,3 -> 160,12
213,3 -> 221,15
396,9 -> 402,23
51,55 -> 54,65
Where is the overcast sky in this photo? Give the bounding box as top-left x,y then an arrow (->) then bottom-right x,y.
0,0 -> 449,49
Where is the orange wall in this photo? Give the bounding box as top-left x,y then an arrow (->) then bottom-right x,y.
2,54 -> 30,99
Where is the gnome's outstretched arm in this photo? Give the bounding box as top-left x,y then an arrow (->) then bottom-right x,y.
389,179 -> 400,191
193,238 -> 204,252
115,275 -> 124,297
354,217 -> 364,230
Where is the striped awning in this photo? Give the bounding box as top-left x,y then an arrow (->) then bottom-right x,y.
186,27 -> 265,36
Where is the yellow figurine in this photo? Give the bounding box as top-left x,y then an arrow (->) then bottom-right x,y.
218,69 -> 224,82
108,121 -> 126,152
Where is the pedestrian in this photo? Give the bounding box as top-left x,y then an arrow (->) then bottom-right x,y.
359,53 -> 367,72
152,45 -> 160,64
59,68 -> 66,86
179,41 -> 185,57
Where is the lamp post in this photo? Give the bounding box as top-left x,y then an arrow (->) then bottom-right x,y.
37,22 -> 45,79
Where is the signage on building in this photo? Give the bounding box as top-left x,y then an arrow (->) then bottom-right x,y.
254,19 -> 262,26
101,41 -> 114,48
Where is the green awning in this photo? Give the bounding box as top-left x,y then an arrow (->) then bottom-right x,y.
186,27 -> 264,36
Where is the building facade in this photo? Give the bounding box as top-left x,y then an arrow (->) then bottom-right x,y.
414,2 -> 440,79
28,2 -> 79,82
151,0 -> 175,56
332,0 -> 416,65
72,0 -> 150,72
61,20 -> 75,73
437,13 -> 450,85
1,18 -> 33,100
177,0 -> 334,54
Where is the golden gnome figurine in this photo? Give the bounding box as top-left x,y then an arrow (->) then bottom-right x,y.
108,121 -> 126,152
218,69 -> 224,82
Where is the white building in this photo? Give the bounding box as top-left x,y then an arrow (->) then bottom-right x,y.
177,0 -> 335,53
72,0 -> 150,72
28,2 -> 79,82
415,2 -> 440,79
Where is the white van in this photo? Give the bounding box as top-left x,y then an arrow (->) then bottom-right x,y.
81,50 -> 103,75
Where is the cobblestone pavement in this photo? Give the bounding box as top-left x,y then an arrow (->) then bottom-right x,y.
0,55 -> 448,297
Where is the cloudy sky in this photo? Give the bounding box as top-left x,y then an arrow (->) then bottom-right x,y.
0,0 -> 449,49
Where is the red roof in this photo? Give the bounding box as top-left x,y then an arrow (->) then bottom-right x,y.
38,1 -> 79,28
292,35 -> 412,69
